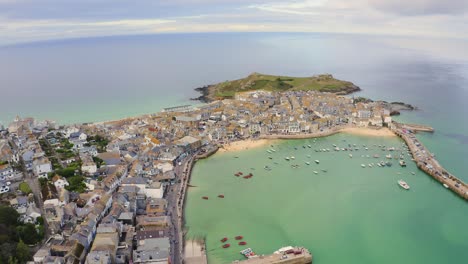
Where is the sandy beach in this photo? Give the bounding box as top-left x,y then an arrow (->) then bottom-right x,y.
340,127 -> 396,137
219,139 -> 274,152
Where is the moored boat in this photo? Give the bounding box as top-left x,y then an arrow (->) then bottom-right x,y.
235,236 -> 243,240
399,160 -> 407,167
222,244 -> 230,248
218,194 -> 225,198
202,196 -> 209,200
221,237 -> 228,243
398,180 -> 410,190
315,160 -> 320,164
238,241 -> 247,245
443,183 -> 449,188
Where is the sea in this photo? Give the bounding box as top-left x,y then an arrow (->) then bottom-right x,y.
1,33 -> 467,263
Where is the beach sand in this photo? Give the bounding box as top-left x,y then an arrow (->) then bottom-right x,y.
340,127 -> 396,137
219,139 -> 274,152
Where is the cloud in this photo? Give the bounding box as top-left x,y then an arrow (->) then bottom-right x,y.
0,0 -> 467,45
368,0 -> 468,16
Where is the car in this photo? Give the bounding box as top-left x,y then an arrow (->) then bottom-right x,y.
0,186 -> 10,193
6,181 -> 11,186
0,176 -> 5,181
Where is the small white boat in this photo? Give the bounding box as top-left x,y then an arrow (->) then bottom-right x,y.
443,183 -> 449,188
313,171 -> 319,174
398,180 -> 410,190
361,164 -> 366,168
411,172 -> 415,175
315,160 -> 320,164
305,161 -> 310,165
349,154 -> 353,158
291,156 -> 295,160
368,164 -> 373,167
386,154 -> 392,159
285,157 -> 290,161
271,149 -> 276,152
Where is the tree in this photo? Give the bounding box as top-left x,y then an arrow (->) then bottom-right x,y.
17,223 -> 39,245
7,256 -> 18,264
66,176 -> 86,193
15,240 -> 29,263
0,242 -> 17,263
0,206 -> 19,227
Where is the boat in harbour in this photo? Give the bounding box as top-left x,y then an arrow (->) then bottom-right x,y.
238,241 -> 247,245
313,171 -> 318,174
240,248 -> 257,259
305,161 -> 310,165
235,236 -> 243,240
443,183 -> 449,188
361,164 -> 366,168
315,160 -> 320,164
221,237 -> 228,243
349,154 -> 353,158
218,194 -> 225,198
399,160 -> 407,167
222,244 -> 230,248
398,180 -> 410,190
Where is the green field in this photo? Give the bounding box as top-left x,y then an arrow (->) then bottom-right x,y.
210,73 -> 359,99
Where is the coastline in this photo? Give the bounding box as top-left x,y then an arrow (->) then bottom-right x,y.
218,139 -> 274,152
216,126 -> 395,153
340,127 -> 396,137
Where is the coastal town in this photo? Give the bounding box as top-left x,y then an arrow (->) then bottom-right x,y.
0,88 -> 466,264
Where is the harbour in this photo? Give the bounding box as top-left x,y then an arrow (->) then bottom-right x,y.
185,131 -> 468,264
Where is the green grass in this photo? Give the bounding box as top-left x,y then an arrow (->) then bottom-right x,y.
19,182 -> 32,194
211,73 -> 357,99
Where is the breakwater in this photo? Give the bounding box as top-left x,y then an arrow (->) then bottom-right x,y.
392,123 -> 468,200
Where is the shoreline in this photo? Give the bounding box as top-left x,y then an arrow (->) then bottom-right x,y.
217,126 -> 396,153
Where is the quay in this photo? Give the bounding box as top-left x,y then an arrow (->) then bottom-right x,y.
392,123 -> 468,200
395,122 -> 434,132
233,247 -> 312,264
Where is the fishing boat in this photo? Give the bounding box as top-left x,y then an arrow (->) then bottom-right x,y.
222,244 -> 230,248
399,160 -> 407,167
349,154 -> 353,158
291,156 -> 295,160
386,154 -> 392,159
218,194 -> 225,198
240,248 -> 257,259
398,180 -> 410,190
285,157 -> 290,161
315,160 -> 320,164
239,241 -> 247,245
235,236 -> 243,240
221,237 -> 228,243
313,171 -> 318,174
361,164 -> 366,168
305,161 -> 310,165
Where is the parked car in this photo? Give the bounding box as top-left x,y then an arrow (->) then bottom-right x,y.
0,186 -> 10,193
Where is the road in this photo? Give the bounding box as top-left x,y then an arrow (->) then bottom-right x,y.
167,151 -> 199,264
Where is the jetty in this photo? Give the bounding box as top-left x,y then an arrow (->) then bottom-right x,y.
233,247 -> 312,264
392,123 -> 468,200
394,122 -> 434,132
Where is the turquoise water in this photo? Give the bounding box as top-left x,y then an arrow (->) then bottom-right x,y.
185,134 -> 468,263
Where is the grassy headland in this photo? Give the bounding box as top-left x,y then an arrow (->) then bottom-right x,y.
193,73 -> 361,102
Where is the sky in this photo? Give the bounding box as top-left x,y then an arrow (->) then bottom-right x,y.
0,0 -> 467,45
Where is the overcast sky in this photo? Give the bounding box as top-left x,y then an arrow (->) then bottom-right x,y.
1,0 -> 467,45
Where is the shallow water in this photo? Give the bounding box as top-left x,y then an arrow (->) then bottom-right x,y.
185,133 -> 468,263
